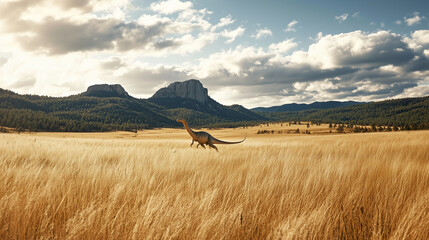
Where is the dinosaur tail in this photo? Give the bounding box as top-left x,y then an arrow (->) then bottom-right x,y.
211,135 -> 246,144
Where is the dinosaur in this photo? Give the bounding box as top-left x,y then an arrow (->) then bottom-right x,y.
177,119 -> 246,151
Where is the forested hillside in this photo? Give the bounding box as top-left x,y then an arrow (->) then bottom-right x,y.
0,86 -> 428,132
0,91 -> 176,131
263,96 -> 429,130
0,86 -> 265,132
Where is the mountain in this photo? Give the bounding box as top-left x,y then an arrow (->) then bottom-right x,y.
252,101 -> 364,112
152,79 -> 208,103
149,80 -> 266,124
81,84 -> 129,98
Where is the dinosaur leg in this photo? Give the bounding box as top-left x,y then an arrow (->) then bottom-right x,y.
190,140 -> 194,147
208,143 -> 218,152
197,143 -> 206,149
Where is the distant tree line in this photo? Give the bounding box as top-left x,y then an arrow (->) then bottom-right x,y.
330,123 -> 424,133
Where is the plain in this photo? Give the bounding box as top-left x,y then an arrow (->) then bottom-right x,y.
0,126 -> 428,239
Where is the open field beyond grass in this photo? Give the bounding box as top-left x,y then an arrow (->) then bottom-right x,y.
0,128 -> 428,239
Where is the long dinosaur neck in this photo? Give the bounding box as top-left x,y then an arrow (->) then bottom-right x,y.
182,121 -> 197,139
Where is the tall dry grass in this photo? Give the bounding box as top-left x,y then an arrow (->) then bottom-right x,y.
0,131 -> 428,239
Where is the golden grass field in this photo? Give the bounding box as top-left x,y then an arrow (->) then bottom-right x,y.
0,123 -> 428,239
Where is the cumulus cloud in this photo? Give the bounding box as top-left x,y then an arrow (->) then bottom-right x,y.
0,0 -> 236,56
11,17 -> 207,55
212,15 -> 235,30
0,0 -> 130,23
408,30 -> 429,49
222,26 -> 245,43
284,20 -> 298,32
252,28 -> 272,39
305,31 -> 414,69
176,8 -> 213,31
180,30 -> 429,107
404,12 -> 424,26
150,0 -> 193,15
16,18 -> 131,54
394,84 -> 429,98
188,43 -> 358,93
269,39 -> 298,53
189,46 -> 270,80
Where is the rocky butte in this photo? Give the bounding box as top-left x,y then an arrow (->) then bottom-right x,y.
82,84 -> 129,98
151,79 -> 209,104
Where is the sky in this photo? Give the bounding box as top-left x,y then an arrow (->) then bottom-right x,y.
0,0 -> 429,108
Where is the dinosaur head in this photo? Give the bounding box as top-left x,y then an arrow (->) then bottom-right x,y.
176,119 -> 186,123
